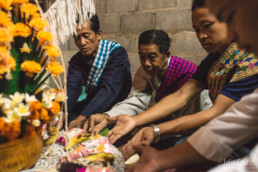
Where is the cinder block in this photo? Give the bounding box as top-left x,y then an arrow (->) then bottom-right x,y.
176,0 -> 193,8
106,0 -> 138,13
139,0 -> 176,10
171,31 -> 207,64
121,13 -> 154,33
59,40 -> 69,51
156,9 -> 192,32
101,15 -> 120,33
128,52 -> 141,74
68,36 -> 79,51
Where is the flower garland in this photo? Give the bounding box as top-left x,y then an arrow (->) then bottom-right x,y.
0,0 -> 66,143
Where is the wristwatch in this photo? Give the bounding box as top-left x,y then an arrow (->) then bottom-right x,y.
151,125 -> 160,143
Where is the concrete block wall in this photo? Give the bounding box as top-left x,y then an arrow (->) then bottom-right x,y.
60,0 -> 208,75
59,0 -> 211,108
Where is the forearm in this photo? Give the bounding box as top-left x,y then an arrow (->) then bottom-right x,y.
105,91 -> 152,117
157,141 -> 208,170
133,91 -> 189,127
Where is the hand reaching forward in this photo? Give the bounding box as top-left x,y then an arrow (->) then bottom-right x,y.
119,126 -> 155,160
106,114 -> 136,144
83,113 -> 110,135
68,115 -> 86,130
126,145 -> 161,172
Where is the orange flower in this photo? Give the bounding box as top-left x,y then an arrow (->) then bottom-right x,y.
29,17 -> 47,31
36,30 -> 53,43
0,11 -> 13,28
46,62 -> 64,77
12,0 -> 29,4
14,23 -> 32,38
5,121 -> 21,141
0,53 -> 16,77
0,28 -> 12,43
20,3 -> 40,18
49,101 -> 60,115
0,0 -> 12,10
43,44 -> 60,60
29,100 -> 42,111
39,108 -> 50,122
21,60 -> 41,77
0,117 -> 6,136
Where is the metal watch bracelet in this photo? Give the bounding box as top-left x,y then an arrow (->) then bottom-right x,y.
151,125 -> 160,143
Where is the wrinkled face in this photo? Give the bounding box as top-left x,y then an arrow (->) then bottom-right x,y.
74,21 -> 102,57
206,0 -> 258,56
139,44 -> 170,76
192,7 -> 229,54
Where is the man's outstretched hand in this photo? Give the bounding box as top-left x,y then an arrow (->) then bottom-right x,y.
83,113 -> 110,135
68,115 -> 87,129
106,114 -> 136,144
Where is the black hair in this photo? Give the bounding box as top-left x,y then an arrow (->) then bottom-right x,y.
76,14 -> 100,34
88,14 -> 100,34
191,0 -> 205,11
138,29 -> 171,54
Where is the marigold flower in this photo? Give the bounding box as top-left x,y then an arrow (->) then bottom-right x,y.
49,101 -> 60,115
28,110 -> 39,120
39,108 -> 50,122
0,0 -> 12,10
0,117 -> 6,136
36,30 -> 53,43
0,54 -> 16,77
12,0 -> 29,4
43,44 -> 60,60
21,60 -> 41,76
5,121 -> 21,141
0,28 -> 12,42
20,3 -> 39,18
14,23 -> 32,38
30,100 -> 42,111
20,42 -> 32,53
29,17 -> 47,31
0,11 -> 13,27
46,62 -> 64,77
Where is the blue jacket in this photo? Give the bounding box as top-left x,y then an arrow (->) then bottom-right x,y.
67,46 -> 132,121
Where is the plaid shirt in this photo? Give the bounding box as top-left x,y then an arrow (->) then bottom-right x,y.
155,56 -> 197,102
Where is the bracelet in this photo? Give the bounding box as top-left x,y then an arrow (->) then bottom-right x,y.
151,125 -> 160,143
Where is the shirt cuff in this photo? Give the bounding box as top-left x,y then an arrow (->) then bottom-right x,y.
187,127 -> 233,162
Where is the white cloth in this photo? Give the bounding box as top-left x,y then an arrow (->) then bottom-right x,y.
209,144 -> 258,172
105,66 -> 160,117
188,88 -> 258,162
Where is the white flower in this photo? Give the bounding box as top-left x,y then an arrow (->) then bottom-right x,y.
9,92 -> 25,107
42,87 -> 56,101
55,90 -> 67,102
5,110 -> 22,122
32,119 -> 41,127
14,103 -> 30,117
2,98 -> 12,110
25,93 -> 37,105
0,94 -> 4,107
42,98 -> 53,109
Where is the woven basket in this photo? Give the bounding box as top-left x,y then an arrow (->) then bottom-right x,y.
0,133 -> 43,172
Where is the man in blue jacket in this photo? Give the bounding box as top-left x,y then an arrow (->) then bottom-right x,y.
67,14 -> 132,129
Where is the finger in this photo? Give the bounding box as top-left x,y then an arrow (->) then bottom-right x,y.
106,116 -> 117,122
92,125 -> 104,135
88,117 -> 95,132
83,120 -> 89,132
